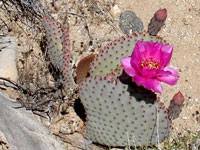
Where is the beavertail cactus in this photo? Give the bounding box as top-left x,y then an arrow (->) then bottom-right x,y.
42,9 -> 183,148
79,31 -> 182,146
78,10 -> 183,146
42,16 -> 76,96
76,54 -> 96,84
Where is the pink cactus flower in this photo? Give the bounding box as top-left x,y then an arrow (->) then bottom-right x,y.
120,40 -> 179,93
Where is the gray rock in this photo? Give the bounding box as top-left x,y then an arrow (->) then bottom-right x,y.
119,10 -> 144,34
0,37 -> 18,82
0,93 -> 65,150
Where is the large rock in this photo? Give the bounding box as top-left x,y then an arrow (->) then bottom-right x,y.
0,37 -> 18,82
0,93 -> 65,150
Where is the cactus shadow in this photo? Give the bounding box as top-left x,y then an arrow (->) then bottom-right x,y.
118,71 -> 157,104
74,98 -> 87,122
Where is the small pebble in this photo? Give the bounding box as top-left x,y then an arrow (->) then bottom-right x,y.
182,116 -> 188,120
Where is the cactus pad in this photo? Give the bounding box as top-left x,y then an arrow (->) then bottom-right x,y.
43,16 -> 76,95
79,76 -> 170,147
90,32 -> 166,77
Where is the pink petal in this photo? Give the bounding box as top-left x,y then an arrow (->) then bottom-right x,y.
162,44 -> 173,54
133,75 -> 163,93
130,44 -> 143,75
120,57 -> 137,77
140,67 -> 158,77
130,41 -> 162,76
131,41 -> 144,63
149,79 -> 163,93
133,41 -> 146,54
157,66 -> 179,85
132,41 -> 163,60
143,41 -> 163,60
160,45 -> 173,67
132,75 -> 145,86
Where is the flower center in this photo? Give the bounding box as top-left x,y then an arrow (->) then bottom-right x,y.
140,57 -> 160,69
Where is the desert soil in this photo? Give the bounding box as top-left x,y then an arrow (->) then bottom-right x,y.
1,0 -> 200,149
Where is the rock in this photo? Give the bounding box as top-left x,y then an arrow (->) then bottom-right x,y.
0,130 -> 9,150
0,37 -> 18,82
0,93 -> 65,150
50,107 -> 84,135
119,10 -> 144,34
111,5 -> 121,16
59,133 -> 105,150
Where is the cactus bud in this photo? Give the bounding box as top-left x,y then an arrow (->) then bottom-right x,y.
172,91 -> 184,105
155,8 -> 167,21
148,8 -> 167,36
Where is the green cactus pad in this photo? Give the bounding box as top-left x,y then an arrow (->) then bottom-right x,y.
90,32 -> 166,77
79,76 -> 170,147
42,16 -> 75,95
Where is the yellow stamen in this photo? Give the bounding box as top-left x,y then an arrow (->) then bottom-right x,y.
140,57 -> 160,69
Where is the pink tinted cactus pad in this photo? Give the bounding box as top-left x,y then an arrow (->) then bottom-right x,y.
42,16 -> 75,96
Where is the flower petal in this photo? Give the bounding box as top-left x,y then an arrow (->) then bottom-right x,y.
129,43 -> 144,75
143,41 -> 163,60
157,66 -> 179,85
133,75 -> 163,93
131,41 -> 160,76
140,68 -> 158,77
130,41 -> 144,65
132,41 -> 163,60
121,57 -> 137,77
160,44 -> 173,67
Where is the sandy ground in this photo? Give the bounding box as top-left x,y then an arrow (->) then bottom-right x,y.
1,0 -> 200,149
